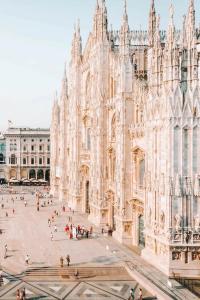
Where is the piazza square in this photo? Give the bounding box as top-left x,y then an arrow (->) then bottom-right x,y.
1,0 -> 200,299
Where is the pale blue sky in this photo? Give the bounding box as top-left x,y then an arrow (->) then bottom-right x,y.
0,0 -> 199,130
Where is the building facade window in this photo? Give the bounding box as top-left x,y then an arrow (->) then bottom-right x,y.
39,158 -> 42,165
11,154 -> 16,165
23,158 -> 26,165
31,145 -> 35,151
31,158 -> 34,165
47,145 -> 50,151
39,145 -> 43,151
47,157 -> 50,165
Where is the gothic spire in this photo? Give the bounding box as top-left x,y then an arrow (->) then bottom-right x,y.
186,0 -> 195,40
92,0 -> 108,41
166,2 -> 175,47
119,0 -> 130,57
148,0 -> 156,47
61,64 -> 68,100
71,19 -> 82,62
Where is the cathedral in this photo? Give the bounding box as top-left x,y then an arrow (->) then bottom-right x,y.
50,0 -> 200,277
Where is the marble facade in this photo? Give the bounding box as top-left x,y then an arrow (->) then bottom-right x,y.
51,0 -> 200,277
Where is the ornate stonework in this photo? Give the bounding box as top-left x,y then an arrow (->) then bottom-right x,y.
51,0 -> 200,278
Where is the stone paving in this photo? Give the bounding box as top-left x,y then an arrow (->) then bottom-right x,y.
0,267 -> 155,299
0,187 -> 199,299
0,187 -> 155,299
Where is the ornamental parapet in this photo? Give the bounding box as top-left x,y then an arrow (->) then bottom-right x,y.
129,124 -> 144,139
168,227 -> 200,246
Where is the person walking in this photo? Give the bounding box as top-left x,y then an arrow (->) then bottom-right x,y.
16,289 -> 20,300
24,200 -> 27,207
22,287 -> 26,300
66,254 -> 70,266
129,288 -> 135,300
4,244 -> 8,259
139,288 -> 142,300
60,256 -> 64,267
54,225 -> 57,232
25,254 -> 30,265
51,232 -> 54,241
74,269 -> 79,279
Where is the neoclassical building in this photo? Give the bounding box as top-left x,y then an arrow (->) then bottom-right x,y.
51,0 -> 200,277
5,127 -> 50,182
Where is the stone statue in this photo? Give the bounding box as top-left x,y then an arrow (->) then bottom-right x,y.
160,211 -> 165,229
194,215 -> 200,232
175,214 -> 182,231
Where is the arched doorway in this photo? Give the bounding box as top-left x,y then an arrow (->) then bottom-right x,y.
45,169 -> 50,182
21,169 -> 27,179
29,169 -> 36,179
37,169 -> 44,180
10,169 -> 17,179
85,180 -> 90,213
80,165 -> 90,213
138,215 -> 145,247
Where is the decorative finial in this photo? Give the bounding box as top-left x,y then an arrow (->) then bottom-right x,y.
169,2 -> 174,21
77,18 -> 80,34
151,0 -> 155,11
124,0 -> 127,14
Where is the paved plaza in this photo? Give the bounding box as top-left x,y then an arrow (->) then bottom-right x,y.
0,187 -> 199,299
0,187 -> 156,299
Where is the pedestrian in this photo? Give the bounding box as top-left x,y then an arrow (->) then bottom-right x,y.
48,218 -> 51,227
19,289 -> 23,300
60,256 -> 64,267
24,200 -> 27,207
4,244 -> 8,259
5,211 -> 8,217
66,254 -> 70,266
51,232 -> 54,241
129,288 -> 135,300
13,208 -> 15,214
72,209 -> 74,214
16,289 -> 20,300
74,269 -> 79,279
22,287 -> 26,300
90,226 -> 93,235
25,254 -> 29,265
139,288 -> 142,300
54,225 -> 57,232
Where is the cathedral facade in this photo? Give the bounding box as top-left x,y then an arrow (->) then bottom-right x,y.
51,0 -> 200,277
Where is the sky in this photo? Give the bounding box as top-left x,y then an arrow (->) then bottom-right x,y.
0,0 -> 199,131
